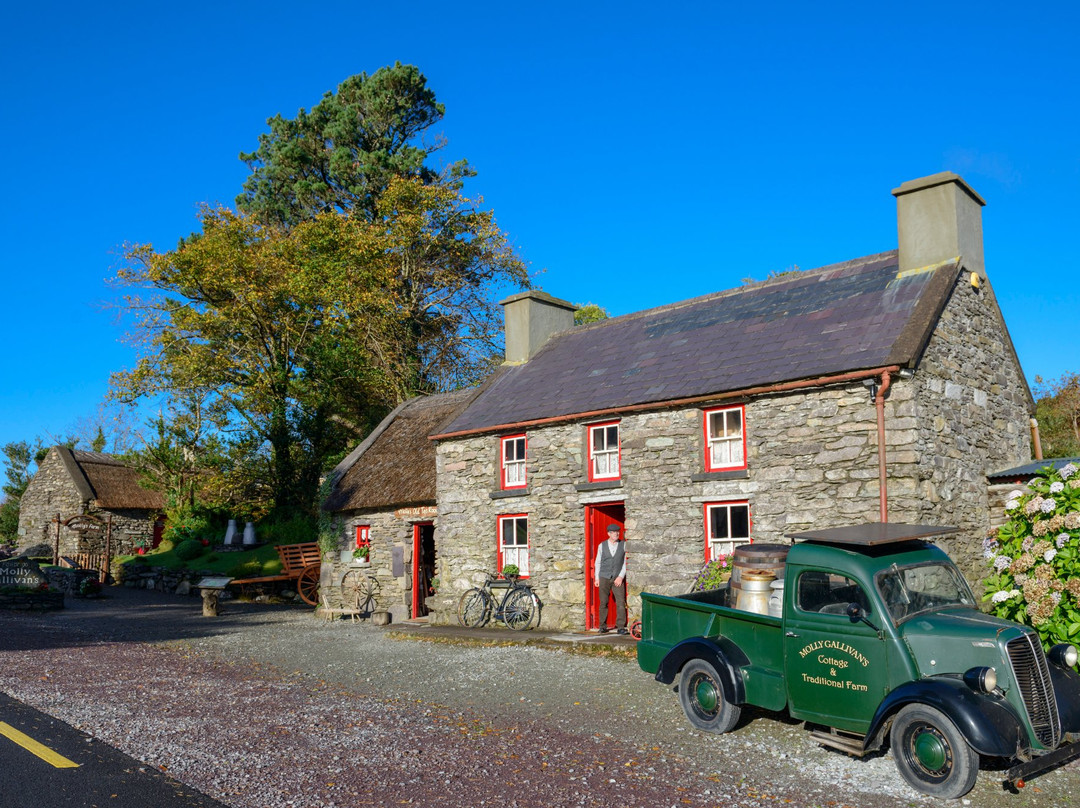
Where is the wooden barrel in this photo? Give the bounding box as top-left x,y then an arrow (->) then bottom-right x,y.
729,544 -> 790,609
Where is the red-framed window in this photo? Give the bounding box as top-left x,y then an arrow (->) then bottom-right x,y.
501,434 -> 527,489
704,405 -> 746,471
497,514 -> 530,576
355,525 -> 371,551
704,501 -> 751,560
588,421 -> 621,482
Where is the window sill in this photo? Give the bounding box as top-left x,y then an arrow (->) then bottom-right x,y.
574,479 -> 624,492
490,488 -> 530,500
692,469 -> 749,482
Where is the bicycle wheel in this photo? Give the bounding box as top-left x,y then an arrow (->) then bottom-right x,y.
457,588 -> 492,627
503,587 -> 536,631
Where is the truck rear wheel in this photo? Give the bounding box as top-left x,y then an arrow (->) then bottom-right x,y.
890,704 -> 978,798
678,659 -> 741,734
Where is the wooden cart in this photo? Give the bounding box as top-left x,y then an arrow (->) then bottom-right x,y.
230,542 -> 323,605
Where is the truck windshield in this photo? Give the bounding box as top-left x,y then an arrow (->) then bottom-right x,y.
875,562 -> 976,624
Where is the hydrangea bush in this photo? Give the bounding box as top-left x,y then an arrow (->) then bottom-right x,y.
983,463 -> 1080,648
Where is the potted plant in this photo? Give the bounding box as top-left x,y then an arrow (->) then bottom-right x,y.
501,564 -> 520,580
691,556 -> 731,591
351,546 -> 370,566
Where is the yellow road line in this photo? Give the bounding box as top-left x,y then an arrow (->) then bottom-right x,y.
0,721 -> 80,768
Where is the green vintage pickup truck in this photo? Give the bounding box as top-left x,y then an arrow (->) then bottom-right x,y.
637,523 -> 1080,798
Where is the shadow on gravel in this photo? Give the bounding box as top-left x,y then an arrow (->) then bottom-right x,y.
0,586 -> 312,652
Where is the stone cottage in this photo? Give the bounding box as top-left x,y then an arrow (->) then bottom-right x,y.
323,389 -> 475,620
422,172 -> 1033,630
17,447 -> 165,558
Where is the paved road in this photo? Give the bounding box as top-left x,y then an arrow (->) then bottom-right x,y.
0,692 -> 228,808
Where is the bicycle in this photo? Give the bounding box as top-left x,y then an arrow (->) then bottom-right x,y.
457,572 -> 537,630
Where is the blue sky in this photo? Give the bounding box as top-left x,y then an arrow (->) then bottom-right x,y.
2,1 -> 1078,476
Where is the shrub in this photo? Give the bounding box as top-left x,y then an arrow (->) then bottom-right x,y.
692,557 -> 732,591
79,577 -> 102,596
983,462 -> 1080,648
164,510 -> 213,545
228,559 -> 264,578
175,539 -> 206,561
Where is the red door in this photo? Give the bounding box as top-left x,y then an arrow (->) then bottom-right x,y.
584,502 -> 625,630
412,522 -> 435,618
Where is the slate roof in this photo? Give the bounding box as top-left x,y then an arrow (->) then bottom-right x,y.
325,389 -> 477,513
438,251 -> 961,437
57,448 -> 166,511
987,457 -> 1080,483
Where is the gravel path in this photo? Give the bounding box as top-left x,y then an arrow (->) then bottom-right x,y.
1,588 -> 1077,807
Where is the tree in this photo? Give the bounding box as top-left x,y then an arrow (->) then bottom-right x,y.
0,440 -> 45,545
238,63 -> 467,227
1034,373 -> 1080,458
574,303 -> 609,326
112,208 -> 399,519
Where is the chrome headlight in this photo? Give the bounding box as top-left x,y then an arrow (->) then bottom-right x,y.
963,666 -> 998,693
1049,644 -> 1079,669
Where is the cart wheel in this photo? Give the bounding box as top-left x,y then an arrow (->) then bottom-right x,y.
341,570 -> 379,614
630,620 -> 642,640
296,562 -> 321,605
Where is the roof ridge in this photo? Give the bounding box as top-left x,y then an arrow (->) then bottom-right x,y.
567,249 -> 899,336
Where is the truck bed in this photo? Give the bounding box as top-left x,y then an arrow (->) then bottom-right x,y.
637,585 -> 786,711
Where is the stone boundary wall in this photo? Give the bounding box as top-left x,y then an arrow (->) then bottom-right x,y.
0,590 -> 64,611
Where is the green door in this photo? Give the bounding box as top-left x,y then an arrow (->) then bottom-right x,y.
783,570 -> 890,734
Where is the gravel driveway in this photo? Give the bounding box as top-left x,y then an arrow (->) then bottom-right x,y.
1,588 -> 1076,807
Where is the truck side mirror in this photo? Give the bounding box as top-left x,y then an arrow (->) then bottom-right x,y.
846,602 -> 880,633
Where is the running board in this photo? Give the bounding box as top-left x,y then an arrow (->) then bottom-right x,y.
808,727 -> 867,757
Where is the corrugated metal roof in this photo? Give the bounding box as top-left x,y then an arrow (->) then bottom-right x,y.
987,457 -> 1080,482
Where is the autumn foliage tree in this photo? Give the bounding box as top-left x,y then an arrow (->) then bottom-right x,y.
1035,373 -> 1080,458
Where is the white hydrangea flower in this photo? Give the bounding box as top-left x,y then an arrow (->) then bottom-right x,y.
1007,489 -> 1024,501
994,555 -> 1012,572
1044,548 -> 1057,563
1051,481 -> 1065,494
991,589 -> 1021,603
1042,498 -> 1057,513
1058,533 -> 1071,549
1005,499 -> 1020,511
1061,463 -> 1078,480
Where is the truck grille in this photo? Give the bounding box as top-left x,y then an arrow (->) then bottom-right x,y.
1006,633 -> 1062,748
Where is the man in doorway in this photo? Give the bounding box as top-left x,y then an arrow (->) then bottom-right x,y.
594,523 -> 627,634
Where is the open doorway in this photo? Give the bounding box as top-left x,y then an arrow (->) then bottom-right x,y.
412,522 -> 436,618
584,502 -> 625,630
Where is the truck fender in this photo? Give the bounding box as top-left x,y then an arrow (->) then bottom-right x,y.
864,678 -> 1025,757
1049,663 -> 1080,733
654,636 -> 748,706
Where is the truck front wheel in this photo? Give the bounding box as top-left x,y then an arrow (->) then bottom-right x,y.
890,704 -> 979,798
678,659 -> 741,734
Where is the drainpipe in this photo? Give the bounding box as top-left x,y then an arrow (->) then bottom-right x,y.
1030,418 -> 1043,461
876,370 -> 892,523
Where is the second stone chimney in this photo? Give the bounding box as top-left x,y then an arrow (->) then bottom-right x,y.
892,171 -> 987,279
500,290 -> 577,364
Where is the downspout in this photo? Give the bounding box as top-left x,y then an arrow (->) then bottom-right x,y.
876,370 -> 892,523
1030,418 -> 1043,461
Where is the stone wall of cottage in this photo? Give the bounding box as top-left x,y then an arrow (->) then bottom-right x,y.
16,449 -> 84,554
320,509 -> 424,621
433,381 -> 918,630
16,450 -> 158,557
904,275 -> 1032,579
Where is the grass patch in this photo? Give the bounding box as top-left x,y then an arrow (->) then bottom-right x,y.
118,543 -> 285,578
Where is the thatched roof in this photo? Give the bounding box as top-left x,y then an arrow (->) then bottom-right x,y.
325,389 -> 476,513
58,448 -> 166,511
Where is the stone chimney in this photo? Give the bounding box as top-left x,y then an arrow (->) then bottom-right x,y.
500,290 -> 577,364
892,172 -> 987,279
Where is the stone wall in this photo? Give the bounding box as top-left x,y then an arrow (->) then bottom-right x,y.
321,509 -> 423,620
902,275 -> 1032,579
16,449 -> 84,553
433,381 -> 919,630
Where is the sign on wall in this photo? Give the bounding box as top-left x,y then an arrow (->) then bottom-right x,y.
394,506 -> 437,520
0,560 -> 48,589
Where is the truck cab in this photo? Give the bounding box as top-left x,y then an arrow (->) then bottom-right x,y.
638,523 -> 1080,798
